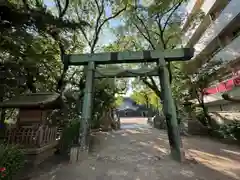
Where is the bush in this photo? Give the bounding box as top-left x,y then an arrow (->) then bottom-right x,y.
91,114 -> 101,129
196,110 -> 208,126
58,119 -> 81,153
0,145 -> 24,179
215,121 -> 240,141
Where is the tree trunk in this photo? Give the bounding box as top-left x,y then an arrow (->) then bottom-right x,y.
0,108 -> 6,142
198,91 -> 211,126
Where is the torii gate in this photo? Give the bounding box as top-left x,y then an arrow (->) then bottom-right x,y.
63,48 -> 194,161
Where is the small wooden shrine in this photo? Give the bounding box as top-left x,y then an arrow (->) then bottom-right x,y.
0,92 -> 63,165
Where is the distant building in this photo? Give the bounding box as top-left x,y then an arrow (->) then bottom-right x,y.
116,97 -> 157,117
182,0 -> 240,121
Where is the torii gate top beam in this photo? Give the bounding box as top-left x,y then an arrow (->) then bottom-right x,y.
64,48 -> 194,65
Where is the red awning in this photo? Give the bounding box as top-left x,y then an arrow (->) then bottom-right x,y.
204,75 -> 240,95
217,83 -> 226,93
224,79 -> 234,91
234,76 -> 240,86
203,86 -> 218,95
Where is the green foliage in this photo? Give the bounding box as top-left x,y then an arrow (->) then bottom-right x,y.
0,1 -> 128,178
131,90 -> 149,105
59,119 -> 81,152
0,145 -> 24,180
0,0 -> 88,104
115,96 -> 124,107
215,121 -> 240,141
109,0 -> 190,104
186,60 -> 224,121
92,78 -> 122,127
91,115 -> 101,129
196,110 -> 209,126
130,89 -> 161,109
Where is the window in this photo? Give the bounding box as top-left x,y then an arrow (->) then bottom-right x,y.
210,43 -> 221,58
209,0 -> 232,21
209,8 -> 223,21
233,27 -> 240,39
210,12 -> 216,21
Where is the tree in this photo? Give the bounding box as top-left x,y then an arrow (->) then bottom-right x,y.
70,0 -> 128,53
131,90 -> 150,106
62,0 -> 130,129
0,0 -> 86,91
115,95 -> 124,107
111,0 -> 188,103
188,60 -> 224,125
131,89 -> 161,110
0,0 -> 129,130
0,0 -> 89,126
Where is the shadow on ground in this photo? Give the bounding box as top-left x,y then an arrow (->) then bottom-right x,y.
30,119 -> 240,180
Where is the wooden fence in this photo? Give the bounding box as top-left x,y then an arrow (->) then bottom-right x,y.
5,126 -> 57,148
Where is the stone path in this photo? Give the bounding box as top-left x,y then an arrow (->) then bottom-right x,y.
31,118 -> 240,180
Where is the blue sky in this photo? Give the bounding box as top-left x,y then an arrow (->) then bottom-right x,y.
44,0 -> 131,93
44,0 -> 120,46
43,0 -> 187,96
98,4 -> 123,45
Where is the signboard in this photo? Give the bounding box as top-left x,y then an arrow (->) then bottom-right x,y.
204,75 -> 240,95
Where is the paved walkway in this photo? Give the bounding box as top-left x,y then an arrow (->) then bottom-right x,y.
32,118 -> 240,180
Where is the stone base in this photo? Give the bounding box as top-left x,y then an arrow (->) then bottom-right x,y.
69,133 -> 95,163
188,120 -> 209,135
25,147 -> 56,166
170,146 -> 185,162
69,147 -> 89,163
22,141 -> 58,168
16,142 -> 58,180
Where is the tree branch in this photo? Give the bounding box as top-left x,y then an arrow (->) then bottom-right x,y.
22,0 -> 29,9
91,6 -> 126,52
154,1 -> 183,49
133,22 -> 155,50
135,15 -> 155,49
55,0 -> 62,17
91,0 -> 105,53
162,0 -> 184,33
75,7 -> 92,48
54,0 -> 69,18
149,76 -> 158,89
155,14 -> 166,49
165,35 -> 173,45
60,0 -> 69,18
141,77 -> 161,97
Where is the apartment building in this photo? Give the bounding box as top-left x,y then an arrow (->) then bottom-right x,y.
182,0 -> 240,110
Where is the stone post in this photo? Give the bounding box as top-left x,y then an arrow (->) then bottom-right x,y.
158,58 -> 184,162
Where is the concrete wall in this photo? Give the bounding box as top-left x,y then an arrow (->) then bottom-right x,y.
207,101 -> 240,123
194,0 -> 240,57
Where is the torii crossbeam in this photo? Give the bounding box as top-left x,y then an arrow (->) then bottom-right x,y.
64,48 -> 194,162
64,48 -> 193,65
94,67 -> 159,78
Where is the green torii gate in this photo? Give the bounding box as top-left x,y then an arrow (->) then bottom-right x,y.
63,48 -> 194,161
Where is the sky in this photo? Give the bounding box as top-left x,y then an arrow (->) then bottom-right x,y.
43,0 -> 120,46
43,0 -> 188,97
44,0 -> 133,95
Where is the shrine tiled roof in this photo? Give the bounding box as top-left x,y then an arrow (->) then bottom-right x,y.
0,92 -> 62,109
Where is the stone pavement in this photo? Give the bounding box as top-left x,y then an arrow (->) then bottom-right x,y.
31,119 -> 240,180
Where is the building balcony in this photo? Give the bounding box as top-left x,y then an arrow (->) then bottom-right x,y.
193,0 -> 240,58
182,0 -> 198,28
182,0 -> 217,47
210,34 -> 240,63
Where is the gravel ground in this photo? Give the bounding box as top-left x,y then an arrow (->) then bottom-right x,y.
31,118 -> 240,180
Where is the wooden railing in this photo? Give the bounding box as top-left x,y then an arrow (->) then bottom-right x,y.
5,126 -> 57,148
